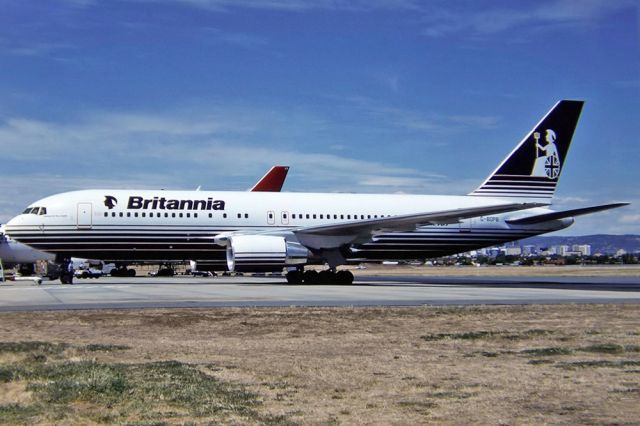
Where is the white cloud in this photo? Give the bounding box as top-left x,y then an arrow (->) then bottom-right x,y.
421,0 -> 636,38
142,0 -> 422,12
620,214 -> 640,224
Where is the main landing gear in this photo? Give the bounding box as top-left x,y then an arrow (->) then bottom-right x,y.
286,268 -> 354,285
110,266 -> 137,277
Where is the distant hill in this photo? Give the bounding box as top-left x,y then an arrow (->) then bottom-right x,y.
518,235 -> 640,255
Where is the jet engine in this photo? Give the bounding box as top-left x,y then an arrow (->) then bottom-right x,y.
226,235 -> 309,272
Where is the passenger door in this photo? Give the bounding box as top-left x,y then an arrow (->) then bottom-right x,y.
77,203 -> 93,229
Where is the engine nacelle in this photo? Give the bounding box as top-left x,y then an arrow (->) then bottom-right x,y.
226,235 -> 309,273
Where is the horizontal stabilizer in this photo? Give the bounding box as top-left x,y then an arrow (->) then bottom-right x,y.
506,203 -> 629,225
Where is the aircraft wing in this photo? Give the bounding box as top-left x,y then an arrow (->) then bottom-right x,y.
505,203 -> 629,225
292,202 -> 545,249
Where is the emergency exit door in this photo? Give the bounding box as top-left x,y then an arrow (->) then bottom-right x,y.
77,203 -> 93,229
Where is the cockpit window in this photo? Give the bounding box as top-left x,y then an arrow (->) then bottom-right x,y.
22,207 -> 46,215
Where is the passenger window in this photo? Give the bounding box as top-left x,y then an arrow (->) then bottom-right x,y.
313,214 -> 317,219
112,212 -> 116,217
179,213 -> 183,218
244,213 -> 249,219
120,212 -> 124,217
127,212 -> 131,217
165,213 -> 169,218
194,213 -> 198,218
142,213 -> 146,218
223,213 -> 227,218
172,213 -> 176,218
208,213 -> 212,218
186,213 -> 190,218
134,213 -> 138,217
104,212 -> 108,217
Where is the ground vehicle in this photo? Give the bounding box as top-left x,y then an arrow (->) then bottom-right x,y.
74,268 -> 103,279
190,270 -> 215,277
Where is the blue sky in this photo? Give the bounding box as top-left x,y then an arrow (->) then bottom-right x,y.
0,0 -> 638,235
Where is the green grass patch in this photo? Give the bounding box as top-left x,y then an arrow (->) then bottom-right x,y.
421,329 -> 553,341
0,341 -> 69,354
557,360 -> 640,369
0,341 -> 283,424
522,347 -> 573,356
83,343 -> 131,352
528,359 -> 555,365
578,343 -> 625,354
0,403 -> 42,423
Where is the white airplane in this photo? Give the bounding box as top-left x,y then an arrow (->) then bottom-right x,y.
4,100 -> 628,284
0,165 -> 290,281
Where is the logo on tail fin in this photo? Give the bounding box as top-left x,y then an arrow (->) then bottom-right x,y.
531,129 -> 560,179
469,100 -> 584,200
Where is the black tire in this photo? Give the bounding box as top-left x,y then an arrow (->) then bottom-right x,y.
286,271 -> 303,285
336,270 -> 354,285
318,270 -> 333,284
127,269 -> 136,277
303,270 -> 319,285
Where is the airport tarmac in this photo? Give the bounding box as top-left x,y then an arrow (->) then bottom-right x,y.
1,274 -> 639,311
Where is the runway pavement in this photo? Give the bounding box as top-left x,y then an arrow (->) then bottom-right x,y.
1,274 -> 639,311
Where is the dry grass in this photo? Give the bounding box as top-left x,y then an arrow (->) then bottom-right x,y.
0,304 -> 638,425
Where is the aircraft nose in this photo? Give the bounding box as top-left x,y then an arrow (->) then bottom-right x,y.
5,214 -> 25,232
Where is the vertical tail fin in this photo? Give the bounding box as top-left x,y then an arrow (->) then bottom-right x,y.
469,100 -> 584,200
250,166 -> 290,192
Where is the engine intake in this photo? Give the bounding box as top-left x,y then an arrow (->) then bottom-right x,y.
226,235 -> 309,273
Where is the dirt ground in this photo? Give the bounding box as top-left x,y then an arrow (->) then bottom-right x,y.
0,304 -> 639,425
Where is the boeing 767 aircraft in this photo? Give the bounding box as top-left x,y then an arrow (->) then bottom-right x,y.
5,100 -> 628,284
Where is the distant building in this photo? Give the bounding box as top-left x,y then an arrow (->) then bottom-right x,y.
504,247 -> 522,256
572,244 -> 591,256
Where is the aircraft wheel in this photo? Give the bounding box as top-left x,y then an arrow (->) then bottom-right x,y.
336,270 -> 354,285
318,270 -> 334,284
303,270 -> 319,285
286,271 -> 303,285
